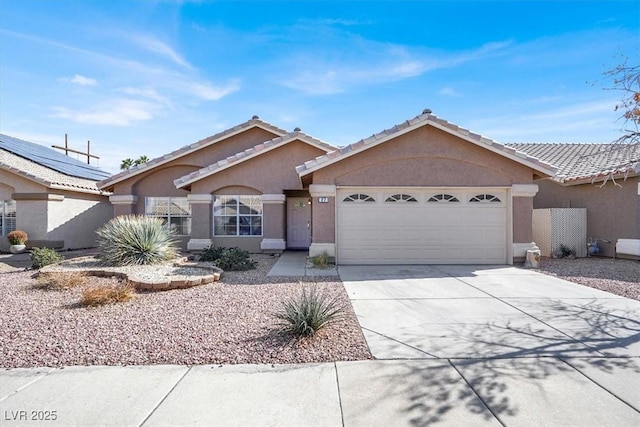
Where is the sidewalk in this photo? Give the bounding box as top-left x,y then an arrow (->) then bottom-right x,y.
267,251 -> 339,277
2,358 -> 638,426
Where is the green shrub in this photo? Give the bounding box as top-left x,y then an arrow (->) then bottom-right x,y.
274,286 -> 346,337
200,246 -> 256,271
31,247 -> 64,269
199,245 -> 225,262
96,215 -> 178,266
310,252 -> 330,268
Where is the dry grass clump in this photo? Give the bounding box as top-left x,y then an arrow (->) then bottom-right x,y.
81,282 -> 135,307
36,271 -> 88,291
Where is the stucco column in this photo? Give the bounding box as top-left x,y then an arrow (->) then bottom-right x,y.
187,194 -> 212,251
309,184 -> 336,257
109,195 -> 138,217
512,184 -> 539,260
261,194 -> 286,251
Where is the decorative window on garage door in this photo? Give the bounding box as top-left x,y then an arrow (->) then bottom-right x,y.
343,194 -> 376,203
427,194 -> 459,203
470,194 -> 502,203
385,194 -> 418,203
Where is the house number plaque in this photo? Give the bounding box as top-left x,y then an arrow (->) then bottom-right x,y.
318,197 -> 329,203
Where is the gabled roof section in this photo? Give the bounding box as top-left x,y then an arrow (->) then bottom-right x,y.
507,142 -> 640,183
296,110 -> 557,178
0,133 -> 110,181
98,116 -> 290,190
174,131 -> 336,189
0,146 -> 108,195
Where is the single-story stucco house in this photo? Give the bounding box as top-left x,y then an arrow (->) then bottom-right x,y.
98,110 -> 557,265
0,133 -> 113,252
507,143 -> 640,258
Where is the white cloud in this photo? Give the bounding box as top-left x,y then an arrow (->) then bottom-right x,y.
52,99 -> 157,126
119,86 -> 169,104
182,80 -> 240,101
438,87 -> 462,97
130,34 -> 191,69
280,39 -> 512,95
60,74 -> 98,86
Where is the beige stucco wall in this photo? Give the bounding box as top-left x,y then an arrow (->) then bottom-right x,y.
513,197 -> 534,243
46,192 -> 113,249
191,140 -> 325,194
312,126 -> 532,186
533,177 -> 639,257
312,197 -> 335,244
0,169 -> 112,252
112,127 -> 280,195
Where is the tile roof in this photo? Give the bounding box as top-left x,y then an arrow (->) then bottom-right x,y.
0,148 -> 107,194
98,116 -> 290,190
506,143 -> 640,183
174,131 -> 337,189
295,110 -> 558,177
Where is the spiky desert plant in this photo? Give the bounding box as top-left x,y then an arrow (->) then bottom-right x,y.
274,285 -> 346,337
96,215 -> 178,266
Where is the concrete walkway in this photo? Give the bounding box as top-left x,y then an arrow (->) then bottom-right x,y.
267,251 -> 339,277
2,263 -> 639,426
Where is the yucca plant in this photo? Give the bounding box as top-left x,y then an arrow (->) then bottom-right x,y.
96,215 -> 178,266
274,285 -> 346,337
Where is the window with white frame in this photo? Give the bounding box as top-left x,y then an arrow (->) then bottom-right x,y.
213,195 -> 263,236
145,197 -> 191,235
0,200 -> 16,236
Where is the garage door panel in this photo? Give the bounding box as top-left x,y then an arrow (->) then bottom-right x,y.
337,188 -> 508,265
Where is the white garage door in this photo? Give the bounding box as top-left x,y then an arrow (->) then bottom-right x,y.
337,188 -> 508,264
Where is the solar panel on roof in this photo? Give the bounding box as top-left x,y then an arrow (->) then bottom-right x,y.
0,133 -> 111,181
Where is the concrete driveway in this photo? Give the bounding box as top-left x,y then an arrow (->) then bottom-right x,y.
340,264 -> 640,425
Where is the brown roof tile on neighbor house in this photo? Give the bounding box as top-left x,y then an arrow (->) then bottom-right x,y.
97,116 -> 290,190
295,110 -> 558,177
507,143 -> 640,183
0,145 -> 108,194
174,131 -> 336,189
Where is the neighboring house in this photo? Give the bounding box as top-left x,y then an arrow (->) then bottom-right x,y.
98,111 -> 557,265
0,133 -> 113,252
508,143 -> 640,257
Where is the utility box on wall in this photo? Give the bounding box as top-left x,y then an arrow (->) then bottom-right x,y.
533,208 -> 587,258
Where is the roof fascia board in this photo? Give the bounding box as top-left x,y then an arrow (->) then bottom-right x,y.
98,121 -> 287,190
557,170 -> 639,186
175,134 -> 321,189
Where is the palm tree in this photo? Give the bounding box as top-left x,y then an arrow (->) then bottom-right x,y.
134,155 -> 149,166
120,158 -> 134,170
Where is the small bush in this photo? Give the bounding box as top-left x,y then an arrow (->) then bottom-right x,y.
199,245 -> 225,262
274,286 -> 346,337
82,282 -> 135,306
7,230 -> 28,245
31,247 -> 64,269
36,271 -> 87,290
96,215 -> 178,266
310,252 -> 330,268
200,246 -> 257,271
554,244 -> 577,259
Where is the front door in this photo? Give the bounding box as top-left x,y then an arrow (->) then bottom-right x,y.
287,197 -> 311,249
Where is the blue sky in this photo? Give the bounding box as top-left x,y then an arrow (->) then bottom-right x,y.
1,0 -> 638,174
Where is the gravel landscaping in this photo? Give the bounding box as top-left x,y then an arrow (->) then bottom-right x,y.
532,256 -> 640,301
0,255 -> 372,368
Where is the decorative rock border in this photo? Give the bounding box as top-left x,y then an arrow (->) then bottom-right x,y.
40,257 -> 223,291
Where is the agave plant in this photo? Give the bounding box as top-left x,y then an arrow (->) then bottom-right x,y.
274,285 -> 346,337
96,215 -> 178,266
